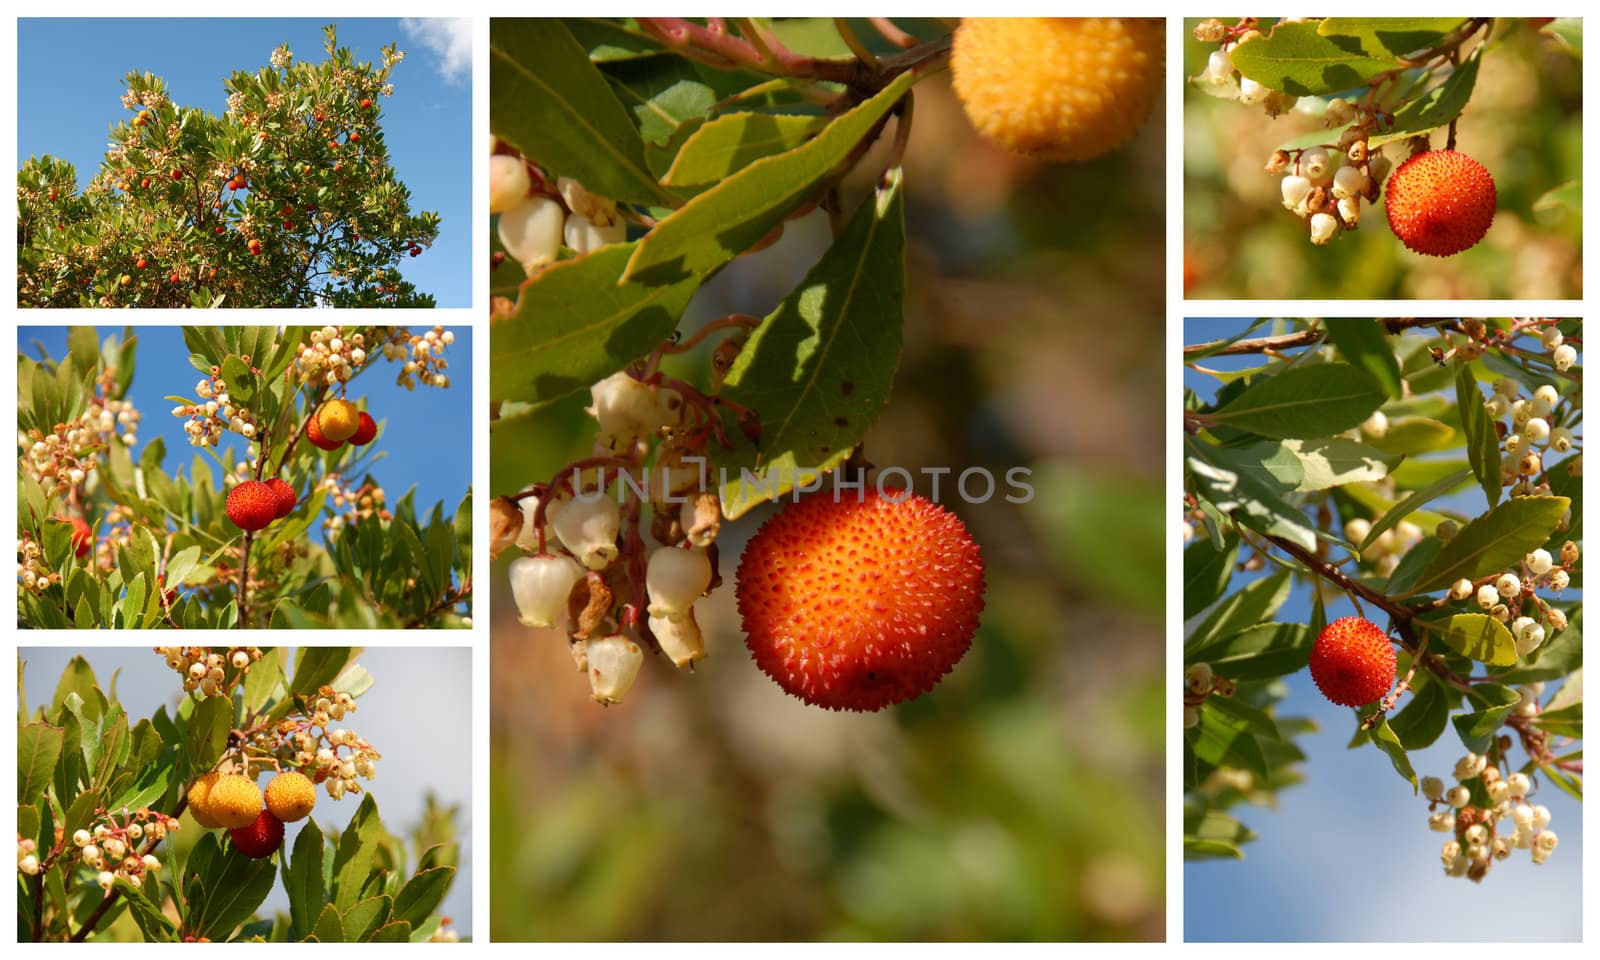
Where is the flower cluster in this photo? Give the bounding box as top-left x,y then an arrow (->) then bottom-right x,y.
1190,20 -> 1299,116
382,325 -> 454,391
503,360 -> 745,705
292,325 -> 453,391
318,474 -> 390,537
250,689 -> 379,801
17,538 -> 53,594
293,325 -> 375,387
34,808 -> 182,893
491,143 -> 627,272
1444,541 -> 1578,657
155,646 -> 264,698
172,370 -> 263,447
1422,750 -> 1558,882
21,388 -> 141,493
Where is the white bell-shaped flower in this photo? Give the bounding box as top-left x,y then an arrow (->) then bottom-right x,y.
587,634 -> 643,704
650,608 -> 705,668
548,495 -> 621,570
646,546 -> 712,618
508,554 -> 583,628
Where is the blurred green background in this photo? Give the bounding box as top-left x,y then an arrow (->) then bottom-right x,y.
489,39 -> 1166,943
1183,17 -> 1582,299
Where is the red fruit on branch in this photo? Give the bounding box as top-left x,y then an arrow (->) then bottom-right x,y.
1384,149 -> 1497,257
135,258 -> 147,270
61,516 -> 93,559
349,411 -> 377,446
170,169 -> 183,180
360,98 -> 372,108
264,478 -> 298,519
228,809 -> 285,859
1308,616 -> 1397,707
248,239 -> 263,256
140,177 -> 151,189
736,489 -> 986,711
305,415 -> 344,451
225,480 -> 279,532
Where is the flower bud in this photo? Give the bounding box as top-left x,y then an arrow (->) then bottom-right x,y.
489,155 -> 531,214
1309,212 -> 1338,244
649,609 -> 706,668
497,195 -> 564,271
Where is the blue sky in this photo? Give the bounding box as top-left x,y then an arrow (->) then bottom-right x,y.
17,18 -> 471,307
18,326 -> 472,544
19,646 -> 473,938
1183,319 -> 1583,941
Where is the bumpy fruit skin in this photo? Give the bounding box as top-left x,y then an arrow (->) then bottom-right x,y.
306,415 -> 344,451
226,480 -> 279,532
1309,616 -> 1397,707
228,809 -> 285,859
317,399 -> 360,443
187,772 -> 224,829
1384,149 -> 1496,257
264,772 -> 316,823
349,411 -> 377,446
736,489 -> 986,711
207,775 -> 265,830
265,478 -> 298,519
951,18 -> 1163,162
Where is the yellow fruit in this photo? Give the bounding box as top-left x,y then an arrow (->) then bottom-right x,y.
951,18 -> 1163,162
206,774 -> 264,830
187,772 -> 224,829
264,772 -> 317,823
316,399 -> 360,443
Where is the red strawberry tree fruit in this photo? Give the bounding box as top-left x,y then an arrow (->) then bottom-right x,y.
17,325 -> 470,629
16,25 -> 441,309
1185,17 -> 1580,285
1183,319 -> 1582,882
16,647 -> 464,942
486,18 -> 1165,710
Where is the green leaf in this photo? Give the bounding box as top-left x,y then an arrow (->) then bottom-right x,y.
489,20 -> 677,207
391,866 -> 454,928
1369,49 -> 1482,149
1385,537 -> 1442,595
1188,622 -> 1313,680
1454,363 -> 1501,510
1532,702 -> 1581,739
1210,363 -> 1386,440
1367,714 -> 1418,791
1280,436 -> 1398,491
1359,467 -> 1472,552
1388,676 -> 1451,749
368,921 -> 412,943
662,112 -> 829,186
489,240 -> 698,406
1323,319 -> 1402,398
330,793 -> 381,913
1189,705 -> 1268,781
1408,496 -> 1570,595
1185,807 -> 1258,848
1533,180 -> 1582,216
310,904 -> 345,944
1452,683 -> 1520,753
285,648 -> 353,704
1186,438 -> 1317,552
283,818 -> 326,940
622,70 -> 916,286
1183,533 -> 1239,621
343,895 -> 393,942
1427,612 -> 1517,667
716,169 -> 906,519
118,877 -> 178,941
1186,569 -> 1292,653
18,721 -> 64,806
185,831 -> 277,941
1317,18 -> 1469,57
1207,695 -> 1282,741
1184,836 -> 1245,861
1229,20 -> 1398,97
1362,417 -> 1455,456
185,695 -> 232,771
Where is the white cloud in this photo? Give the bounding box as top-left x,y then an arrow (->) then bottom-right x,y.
399,18 -> 472,85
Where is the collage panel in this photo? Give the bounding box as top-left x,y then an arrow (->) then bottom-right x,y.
16,17 -> 471,309
16,645 -> 472,942
17,325 -> 471,629
488,17 -> 1165,942
1181,320 -> 1582,940
1182,17 -> 1582,300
